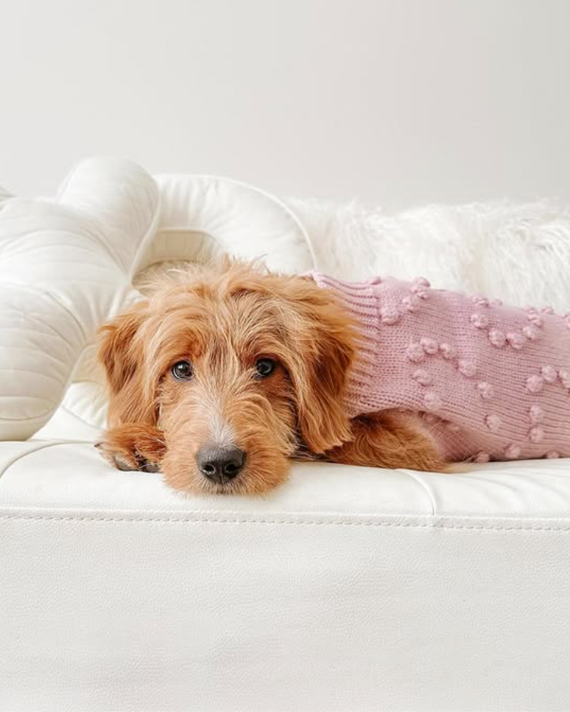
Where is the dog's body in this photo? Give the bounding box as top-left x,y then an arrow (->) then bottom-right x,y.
97,261 -> 570,494
310,270 -> 570,463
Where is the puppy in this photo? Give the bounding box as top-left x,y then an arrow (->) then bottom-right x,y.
96,260 -> 570,494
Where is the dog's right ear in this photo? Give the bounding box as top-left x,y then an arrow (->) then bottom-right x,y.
274,278 -> 356,454
97,302 -> 156,426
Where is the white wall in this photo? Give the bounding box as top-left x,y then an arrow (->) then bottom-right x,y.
1,0 -> 569,208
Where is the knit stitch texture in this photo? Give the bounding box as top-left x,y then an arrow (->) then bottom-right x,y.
310,272 -> 570,462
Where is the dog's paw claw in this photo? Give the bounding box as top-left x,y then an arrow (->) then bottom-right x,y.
112,454 -> 140,472
140,460 -> 161,473
112,453 -> 160,473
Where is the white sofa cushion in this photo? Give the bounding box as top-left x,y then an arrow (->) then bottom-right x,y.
3,441 -> 570,518
1,442 -> 570,711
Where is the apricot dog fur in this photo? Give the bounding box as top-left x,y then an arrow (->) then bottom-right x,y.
97,261 -> 443,494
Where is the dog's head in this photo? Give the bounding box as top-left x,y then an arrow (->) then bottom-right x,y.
98,261 -> 356,494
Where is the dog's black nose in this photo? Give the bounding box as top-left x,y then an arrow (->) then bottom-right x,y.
196,446 -> 246,483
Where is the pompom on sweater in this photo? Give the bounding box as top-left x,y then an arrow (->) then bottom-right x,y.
309,272 -> 570,462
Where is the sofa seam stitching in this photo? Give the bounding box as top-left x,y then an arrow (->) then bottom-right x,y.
0,514 -> 569,531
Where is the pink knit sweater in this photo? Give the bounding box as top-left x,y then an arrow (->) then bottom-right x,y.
310,272 -> 570,462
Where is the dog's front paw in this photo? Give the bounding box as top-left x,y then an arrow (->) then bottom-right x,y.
95,424 -> 166,473
96,443 -> 158,472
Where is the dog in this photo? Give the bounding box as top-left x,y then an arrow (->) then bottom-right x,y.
96,260 -> 570,494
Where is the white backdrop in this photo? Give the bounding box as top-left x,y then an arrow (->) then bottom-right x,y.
1,0 -> 569,207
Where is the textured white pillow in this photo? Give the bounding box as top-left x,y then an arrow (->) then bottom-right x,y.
0,158 -> 159,439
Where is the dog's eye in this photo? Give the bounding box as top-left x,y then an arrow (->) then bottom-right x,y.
171,360 -> 193,381
255,358 -> 276,378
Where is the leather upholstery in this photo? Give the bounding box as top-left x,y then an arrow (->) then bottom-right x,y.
2,442 -> 570,711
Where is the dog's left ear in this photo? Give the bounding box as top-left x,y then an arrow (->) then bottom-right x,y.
283,283 -> 356,454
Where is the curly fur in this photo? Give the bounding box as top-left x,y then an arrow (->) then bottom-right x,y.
97,260 -> 444,494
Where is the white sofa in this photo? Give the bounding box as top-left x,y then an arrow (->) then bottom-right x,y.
2,159 -> 570,712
